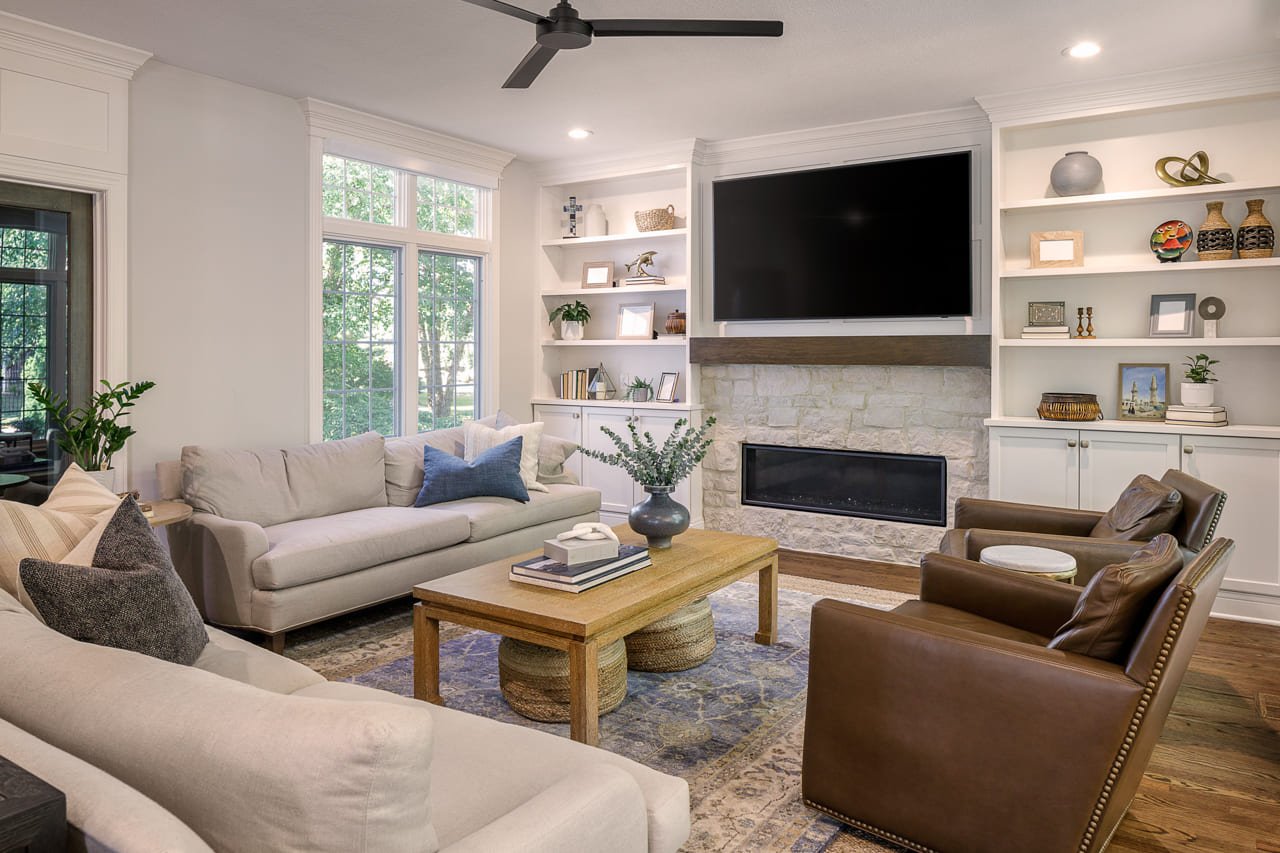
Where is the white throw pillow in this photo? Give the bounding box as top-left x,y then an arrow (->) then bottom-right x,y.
41,463 -> 123,516
463,420 -> 549,493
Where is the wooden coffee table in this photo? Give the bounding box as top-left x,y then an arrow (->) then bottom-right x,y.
412,526 -> 778,746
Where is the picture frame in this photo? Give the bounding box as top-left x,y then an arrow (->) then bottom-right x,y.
1029,231 -> 1084,268
581,260 -> 614,289
1117,363 -> 1169,421
1148,293 -> 1196,337
656,371 -> 679,403
616,303 -> 655,340
1027,300 -> 1066,327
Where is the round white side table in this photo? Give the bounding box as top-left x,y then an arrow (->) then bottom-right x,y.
979,544 -> 1078,584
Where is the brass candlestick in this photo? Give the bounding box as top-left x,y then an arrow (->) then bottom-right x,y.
1076,307 -> 1085,338
1083,306 -> 1096,339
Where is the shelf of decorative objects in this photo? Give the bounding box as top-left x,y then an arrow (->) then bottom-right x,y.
539,228 -> 688,248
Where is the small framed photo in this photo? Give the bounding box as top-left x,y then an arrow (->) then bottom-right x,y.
1149,293 -> 1196,337
581,261 -> 614,289
1029,231 -> 1084,268
656,372 -> 679,403
1117,363 -> 1169,421
616,303 -> 655,340
1027,301 -> 1066,327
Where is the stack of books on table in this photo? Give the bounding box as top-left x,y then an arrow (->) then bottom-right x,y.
1165,405 -> 1228,427
1021,325 -> 1071,340
510,544 -> 651,592
624,275 -> 665,286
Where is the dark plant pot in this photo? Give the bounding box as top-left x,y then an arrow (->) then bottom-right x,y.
629,485 -> 690,550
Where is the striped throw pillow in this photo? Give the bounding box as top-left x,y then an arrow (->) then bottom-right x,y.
41,463 -> 123,516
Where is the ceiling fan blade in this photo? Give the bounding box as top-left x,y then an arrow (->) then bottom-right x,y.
459,0 -> 547,25
503,43 -> 560,88
590,19 -> 783,38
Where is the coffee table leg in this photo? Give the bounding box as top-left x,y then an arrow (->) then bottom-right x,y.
755,554 -> 779,645
568,640 -> 600,746
413,603 -> 442,704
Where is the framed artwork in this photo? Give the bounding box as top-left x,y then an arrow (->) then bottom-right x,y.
1029,231 -> 1084,268
656,371 -> 679,403
1027,301 -> 1066,327
581,261 -> 614,289
1117,363 -> 1169,421
616,303 -> 655,340
1149,293 -> 1196,337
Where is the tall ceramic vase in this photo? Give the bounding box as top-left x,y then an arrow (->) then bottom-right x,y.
629,485 -> 690,549
1238,199 -> 1275,259
1196,201 -> 1235,260
585,204 -> 607,237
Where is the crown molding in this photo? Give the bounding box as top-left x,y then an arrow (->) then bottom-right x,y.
0,11 -> 150,79
532,138 -> 703,185
300,98 -> 516,179
978,52 -> 1280,127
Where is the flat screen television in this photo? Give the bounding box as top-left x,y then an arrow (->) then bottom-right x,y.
713,150 -> 973,321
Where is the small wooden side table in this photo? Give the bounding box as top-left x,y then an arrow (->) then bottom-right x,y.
146,500 -> 193,528
979,544 -> 1078,584
0,756 -> 66,852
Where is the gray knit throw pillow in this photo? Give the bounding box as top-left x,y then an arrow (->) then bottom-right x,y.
20,497 -> 208,665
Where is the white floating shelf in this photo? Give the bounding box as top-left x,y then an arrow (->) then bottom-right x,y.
532,397 -> 698,411
985,416 -> 1280,441
1000,180 -> 1280,213
540,228 -> 688,248
1001,256 -> 1280,279
999,337 -> 1280,348
541,339 -> 688,347
540,284 -> 688,297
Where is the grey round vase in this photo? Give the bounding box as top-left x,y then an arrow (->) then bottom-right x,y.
1049,151 -> 1103,197
629,485 -> 690,550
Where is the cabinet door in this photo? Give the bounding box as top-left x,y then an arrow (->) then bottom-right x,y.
1181,435 -> 1280,598
1078,431 -> 1182,511
633,411 -> 693,510
581,407 -> 636,518
532,404 -> 583,482
989,427 -> 1080,508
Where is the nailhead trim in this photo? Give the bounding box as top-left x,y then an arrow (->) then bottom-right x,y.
804,799 -> 939,853
1201,493 -> 1227,550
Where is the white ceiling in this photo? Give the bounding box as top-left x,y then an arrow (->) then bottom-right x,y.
4,0 -> 1279,161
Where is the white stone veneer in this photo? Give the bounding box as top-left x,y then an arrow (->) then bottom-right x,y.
699,364 -> 990,565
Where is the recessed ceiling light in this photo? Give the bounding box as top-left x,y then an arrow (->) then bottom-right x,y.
1064,41 -> 1101,59
567,128 -> 593,140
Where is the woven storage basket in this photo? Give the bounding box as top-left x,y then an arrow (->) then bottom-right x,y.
1036,392 -> 1103,422
634,204 -> 676,232
625,597 -> 716,672
498,637 -> 628,722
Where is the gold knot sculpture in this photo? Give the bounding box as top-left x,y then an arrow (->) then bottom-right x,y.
1155,151 -> 1224,187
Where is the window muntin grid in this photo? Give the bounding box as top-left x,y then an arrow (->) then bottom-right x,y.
417,251 -> 479,431
322,155 -> 396,225
416,177 -> 480,238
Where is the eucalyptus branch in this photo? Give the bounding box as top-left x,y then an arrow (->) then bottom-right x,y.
580,415 -> 717,488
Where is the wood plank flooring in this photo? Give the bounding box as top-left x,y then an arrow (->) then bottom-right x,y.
779,549 -> 1280,853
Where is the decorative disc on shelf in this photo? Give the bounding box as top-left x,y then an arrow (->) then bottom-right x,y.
1150,220 -> 1193,263
1198,296 -> 1226,320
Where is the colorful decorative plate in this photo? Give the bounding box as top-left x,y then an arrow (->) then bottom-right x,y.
1151,219 -> 1193,262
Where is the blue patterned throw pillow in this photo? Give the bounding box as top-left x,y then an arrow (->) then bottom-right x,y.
415,436 -> 530,507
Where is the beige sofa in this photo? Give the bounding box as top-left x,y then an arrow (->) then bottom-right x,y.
162,426 -> 600,649
0,586 -> 690,852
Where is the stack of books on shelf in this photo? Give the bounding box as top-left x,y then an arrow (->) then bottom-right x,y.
558,367 -> 599,400
624,274 -> 665,286
1021,325 -> 1071,340
1165,405 -> 1228,427
509,544 -> 650,592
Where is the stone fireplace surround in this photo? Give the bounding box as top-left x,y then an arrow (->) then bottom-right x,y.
699,364 -> 990,565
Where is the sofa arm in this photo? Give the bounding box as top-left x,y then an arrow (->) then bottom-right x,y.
955,497 -> 1103,537
167,511 -> 269,629
919,552 -> 1082,637
441,764 -> 648,853
803,599 -> 1142,853
961,529 -> 1152,585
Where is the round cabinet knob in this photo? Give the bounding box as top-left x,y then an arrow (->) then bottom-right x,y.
1067,439 -> 1077,447
572,412 -> 580,419
1080,439 -> 1090,448
1184,445 -> 1195,454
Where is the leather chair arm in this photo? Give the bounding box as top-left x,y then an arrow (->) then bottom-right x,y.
919,552 -> 1082,637
955,497 -> 1104,536
803,599 -> 1143,853
961,529 -> 1153,585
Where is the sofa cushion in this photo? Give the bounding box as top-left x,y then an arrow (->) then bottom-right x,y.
0,610 -> 439,853
1048,534 -> 1184,662
253,507 -> 472,591
430,484 -> 602,542
194,625 -> 326,694
1090,474 -> 1182,540
384,415 -> 502,507
285,430 -> 388,518
416,438 -> 529,507
892,599 -> 1050,647
465,420 -> 548,493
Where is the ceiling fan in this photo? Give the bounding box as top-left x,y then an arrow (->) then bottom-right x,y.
461,0 -> 784,88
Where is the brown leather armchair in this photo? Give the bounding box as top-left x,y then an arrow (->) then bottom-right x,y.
802,538 -> 1234,853
939,468 -> 1226,585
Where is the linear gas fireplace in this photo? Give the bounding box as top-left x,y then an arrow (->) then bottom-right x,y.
741,444 -> 947,526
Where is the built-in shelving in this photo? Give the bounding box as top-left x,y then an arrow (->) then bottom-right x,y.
539,284 -> 689,297
1000,336 -> 1280,348
985,416 -> 1280,441
541,339 -> 687,348
1001,256 -> 1280,279
530,397 -> 694,411
539,227 -> 687,248
1000,180 -> 1280,213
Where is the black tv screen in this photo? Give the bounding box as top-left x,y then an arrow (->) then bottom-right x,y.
713,151 -> 973,321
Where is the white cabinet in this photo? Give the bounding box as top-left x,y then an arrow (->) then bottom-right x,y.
990,427 -> 1079,507
1078,431 -> 1183,511
582,407 -> 636,519
532,404 -> 583,482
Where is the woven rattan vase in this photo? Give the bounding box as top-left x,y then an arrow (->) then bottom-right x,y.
625,597 -> 716,672
1196,201 -> 1235,261
498,637 -> 628,722
1238,199 -> 1275,259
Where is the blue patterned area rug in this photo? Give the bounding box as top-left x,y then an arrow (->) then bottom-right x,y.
289,577 -> 913,853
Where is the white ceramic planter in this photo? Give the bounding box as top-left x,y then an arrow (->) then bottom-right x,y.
1180,382 -> 1215,407
85,468 -> 117,492
561,320 -> 584,341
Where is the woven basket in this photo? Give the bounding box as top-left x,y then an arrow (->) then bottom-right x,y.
625,597 -> 716,672
635,204 -> 676,232
1037,392 -> 1103,422
498,637 -> 628,722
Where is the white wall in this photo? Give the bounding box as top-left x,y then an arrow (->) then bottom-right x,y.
127,61 -> 309,495
496,159 -> 538,419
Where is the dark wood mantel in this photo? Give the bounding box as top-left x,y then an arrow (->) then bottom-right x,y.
689,335 -> 990,367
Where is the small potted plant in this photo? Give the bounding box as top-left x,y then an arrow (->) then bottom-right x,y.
624,376 -> 654,403
1181,353 -> 1219,407
581,416 -> 716,548
28,379 -> 157,491
548,300 -> 590,341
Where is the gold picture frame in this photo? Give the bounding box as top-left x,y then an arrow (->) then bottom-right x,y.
581,260 -> 614,289
1029,231 -> 1084,268
1117,363 -> 1169,421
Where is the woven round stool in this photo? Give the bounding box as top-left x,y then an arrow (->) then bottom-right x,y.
625,597 -> 716,672
497,637 -> 628,723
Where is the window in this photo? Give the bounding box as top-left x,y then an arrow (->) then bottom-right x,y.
0,230 -> 52,432
417,251 -> 479,430
322,155 -> 396,225
417,177 -> 480,237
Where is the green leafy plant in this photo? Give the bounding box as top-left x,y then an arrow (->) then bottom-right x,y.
580,416 -> 716,488
625,376 -> 653,400
28,379 -> 156,471
547,300 -> 591,325
1183,353 -> 1219,384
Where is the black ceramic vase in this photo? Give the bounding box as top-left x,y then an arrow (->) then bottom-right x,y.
629,485 -> 690,549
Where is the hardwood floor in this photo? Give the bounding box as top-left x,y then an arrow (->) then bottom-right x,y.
779,550 -> 1280,853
